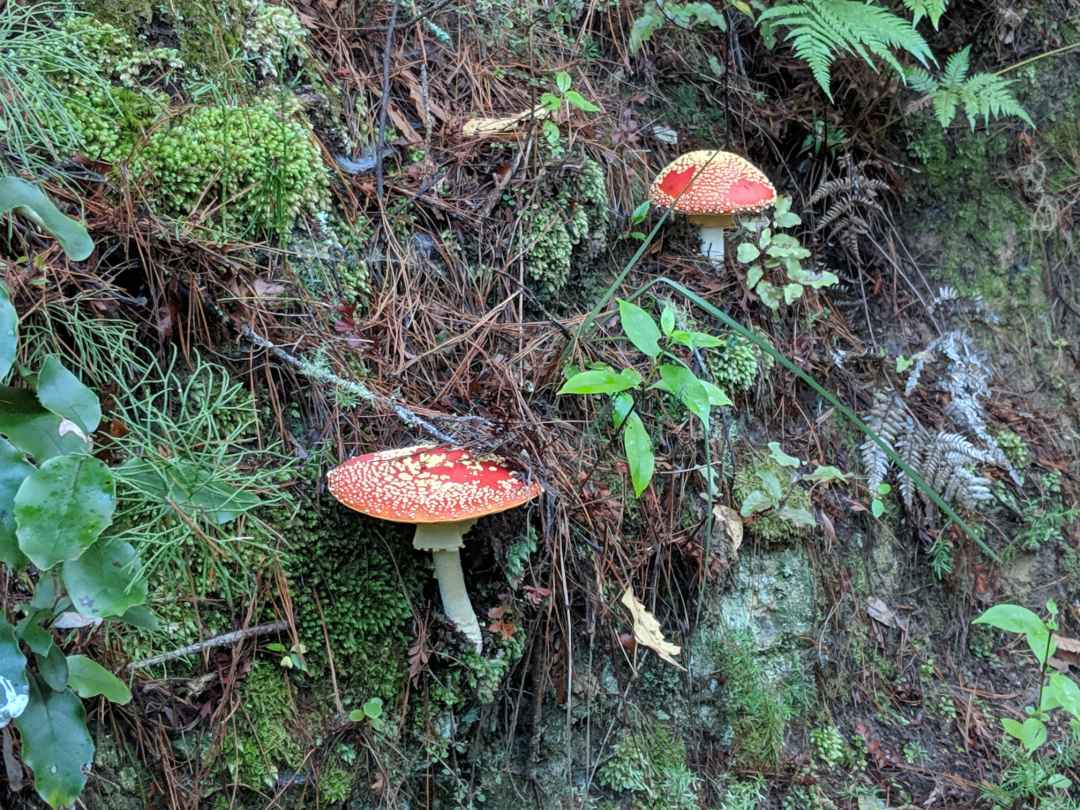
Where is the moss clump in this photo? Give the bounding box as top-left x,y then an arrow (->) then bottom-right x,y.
220,661 -> 306,789
994,429 -> 1031,469
708,333 -> 759,394
597,720 -> 699,810
733,458 -> 813,544
282,491 -> 423,705
523,155 -> 609,296
242,2 -> 310,79
135,99 -> 328,240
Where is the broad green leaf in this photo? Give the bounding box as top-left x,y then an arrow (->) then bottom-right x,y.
630,201 -> 651,226
554,71 -> 571,93
740,490 -> 773,517
114,605 -> 160,631
15,613 -> 52,656
0,283 -> 16,381
0,177 -> 94,261
62,538 -> 147,619
66,655 -> 131,704
0,386 -> 89,461
618,299 -> 662,358
871,498 -> 885,518
783,283 -> 804,305
1044,673 -> 1080,720
0,436 -> 33,569
36,645 -> 67,692
778,506 -> 817,528
736,242 -> 760,263
14,678 -> 94,808
655,364 -> 710,427
804,465 -> 848,484
1001,716 -> 1047,753
611,392 -> 635,429
768,442 -> 801,468
757,471 -> 784,502
973,604 -> 1053,665
36,356 -> 101,435
362,696 -> 383,719
756,281 -> 781,310
622,412 -> 654,497
0,620 -> 29,728
775,210 -> 801,228
15,455 -> 115,570
117,458 -> 261,525
746,264 -> 764,289
558,367 -> 641,395
539,93 -> 562,112
564,90 -> 600,113
660,304 -> 675,335
701,380 -> 732,407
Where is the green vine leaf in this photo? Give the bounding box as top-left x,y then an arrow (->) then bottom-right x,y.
62,537 -> 147,619
66,655 -> 132,704
14,455 -> 115,570
14,678 -> 94,809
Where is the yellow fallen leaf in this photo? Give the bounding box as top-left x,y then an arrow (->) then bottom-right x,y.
461,105 -> 549,138
714,504 -> 743,555
620,587 -> 684,670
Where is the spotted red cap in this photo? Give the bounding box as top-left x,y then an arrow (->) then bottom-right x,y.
649,150 -> 776,216
327,445 -> 542,524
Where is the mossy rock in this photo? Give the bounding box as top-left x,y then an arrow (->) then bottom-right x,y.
732,458 -> 813,545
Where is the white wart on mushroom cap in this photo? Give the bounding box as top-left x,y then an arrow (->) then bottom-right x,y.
649,150 -> 776,263
326,444 -> 542,524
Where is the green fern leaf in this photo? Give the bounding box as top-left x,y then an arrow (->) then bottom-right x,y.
903,0 -> 948,29
759,0 -> 934,100
906,66 -> 938,93
960,72 -> 1034,129
931,89 -> 959,129
941,45 -> 970,87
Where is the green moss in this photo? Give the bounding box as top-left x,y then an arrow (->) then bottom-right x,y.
708,333 -> 759,394
220,661 -> 306,789
523,155 -> 609,297
242,2 -> 310,79
135,98 -> 329,240
597,720 -> 699,810
995,429 -> 1031,469
733,457 -> 813,544
282,490 -> 423,705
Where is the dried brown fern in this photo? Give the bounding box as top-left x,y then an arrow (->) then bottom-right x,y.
808,154 -> 892,262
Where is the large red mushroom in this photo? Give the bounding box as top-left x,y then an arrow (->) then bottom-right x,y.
327,445 -> 542,651
649,150 -> 776,265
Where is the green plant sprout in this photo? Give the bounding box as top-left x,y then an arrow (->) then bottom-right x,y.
973,600 -> 1079,796
871,482 -> 892,518
739,442 -> 846,531
734,195 -> 837,310
539,70 -> 600,147
559,299 -> 735,497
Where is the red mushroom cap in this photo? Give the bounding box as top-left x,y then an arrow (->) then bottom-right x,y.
327,445 -> 542,524
648,150 -> 776,216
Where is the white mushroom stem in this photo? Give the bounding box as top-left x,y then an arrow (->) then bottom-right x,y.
689,213 -> 735,267
413,520 -> 482,652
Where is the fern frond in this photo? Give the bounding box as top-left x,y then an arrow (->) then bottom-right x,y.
903,0 -> 948,29
860,389 -> 909,491
960,72 -> 1034,129
941,45 -> 970,86
759,0 -> 933,99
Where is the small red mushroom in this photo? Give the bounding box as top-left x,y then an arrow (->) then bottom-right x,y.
649,150 -> 776,265
327,445 -> 542,651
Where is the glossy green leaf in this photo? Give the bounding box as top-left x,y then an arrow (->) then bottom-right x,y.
973,604 -> 1054,666
558,367 -> 641,395
15,455 -> 115,570
14,678 -> 94,808
62,537 -> 147,619
740,490 -> 773,517
36,645 -> 68,692
1043,673 -> 1080,719
554,71 -> 571,93
564,90 -> 600,113
745,264 -> 764,289
660,304 -> 675,335
0,620 -> 29,728
783,283 -> 804,305
617,299 -> 662,358
1001,716 -> 1047,753
0,436 -> 32,569
631,201 -> 651,226
36,356 -> 101,435
768,442 -> 802,468
0,283 -> 16,381
0,177 -> 94,261
655,364 -> 710,427
736,242 -> 760,263
871,498 -> 885,518
622,411 -> 654,498
66,655 -> 131,704
668,329 -> 723,350
0,386 -> 89,461
114,605 -> 160,631
701,380 -> 732,407
15,613 -> 52,656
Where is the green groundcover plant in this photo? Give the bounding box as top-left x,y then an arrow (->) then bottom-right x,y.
1,178 -> 152,808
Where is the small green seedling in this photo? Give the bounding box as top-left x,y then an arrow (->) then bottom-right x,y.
349,697 -> 385,732
624,201 -> 651,241
972,600 -> 1079,794
539,71 -> 600,147
266,642 -> 308,672
871,482 -> 891,518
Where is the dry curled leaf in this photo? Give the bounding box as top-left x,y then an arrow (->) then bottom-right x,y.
713,504 -> 743,555
462,105 -> 549,138
620,587 -> 684,670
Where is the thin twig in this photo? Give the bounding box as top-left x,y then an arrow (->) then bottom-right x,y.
375,0 -> 400,205
127,621 -> 288,671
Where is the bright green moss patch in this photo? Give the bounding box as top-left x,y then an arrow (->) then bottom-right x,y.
135,99 -> 328,240
598,720 -> 699,810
